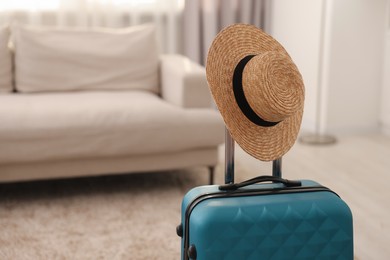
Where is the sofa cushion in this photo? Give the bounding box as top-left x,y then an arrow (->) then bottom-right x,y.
0,26 -> 12,93
0,91 -> 224,164
13,24 -> 159,93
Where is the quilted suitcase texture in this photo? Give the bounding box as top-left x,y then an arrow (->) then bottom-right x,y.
177,131 -> 353,260
178,177 -> 353,260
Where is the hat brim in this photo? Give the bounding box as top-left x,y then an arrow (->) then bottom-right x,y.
206,24 -> 304,161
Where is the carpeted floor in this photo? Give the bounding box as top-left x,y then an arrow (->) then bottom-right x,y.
0,164 -> 231,260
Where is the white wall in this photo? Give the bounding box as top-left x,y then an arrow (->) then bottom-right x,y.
325,0 -> 386,134
269,0 -> 387,135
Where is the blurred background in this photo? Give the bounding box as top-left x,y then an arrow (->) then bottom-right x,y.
1,0 -> 388,138
1,1 -> 390,258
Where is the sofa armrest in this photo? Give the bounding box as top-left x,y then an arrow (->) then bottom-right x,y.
160,54 -> 212,108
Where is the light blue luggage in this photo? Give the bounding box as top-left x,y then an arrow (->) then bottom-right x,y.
177,132 -> 353,260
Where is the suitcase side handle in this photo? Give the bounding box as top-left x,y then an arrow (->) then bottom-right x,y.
219,175 -> 301,191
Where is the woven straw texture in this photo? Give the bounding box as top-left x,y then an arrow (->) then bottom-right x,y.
206,24 -> 304,161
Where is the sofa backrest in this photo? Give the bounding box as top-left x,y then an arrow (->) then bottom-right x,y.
11,23 -> 160,94
0,26 -> 13,93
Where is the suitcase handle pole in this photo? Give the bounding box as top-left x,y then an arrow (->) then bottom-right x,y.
224,127 -> 283,184
225,127 -> 235,184
272,158 -> 282,178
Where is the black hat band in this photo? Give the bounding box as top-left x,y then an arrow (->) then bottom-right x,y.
232,55 -> 280,127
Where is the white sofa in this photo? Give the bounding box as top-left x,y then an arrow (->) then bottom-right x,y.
0,24 -> 224,183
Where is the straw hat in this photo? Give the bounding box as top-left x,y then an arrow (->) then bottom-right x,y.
206,24 -> 305,161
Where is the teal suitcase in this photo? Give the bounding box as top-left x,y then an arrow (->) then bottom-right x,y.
177,131 -> 353,260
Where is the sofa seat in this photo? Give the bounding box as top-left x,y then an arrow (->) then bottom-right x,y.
0,90 -> 223,164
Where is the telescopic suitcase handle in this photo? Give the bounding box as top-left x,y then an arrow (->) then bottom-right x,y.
225,127 -> 282,184
225,128 -> 235,184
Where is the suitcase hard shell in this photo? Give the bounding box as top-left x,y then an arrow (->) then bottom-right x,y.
178,130 -> 353,259
179,179 -> 353,260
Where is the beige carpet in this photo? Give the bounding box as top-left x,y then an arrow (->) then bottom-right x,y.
0,163 -> 241,260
